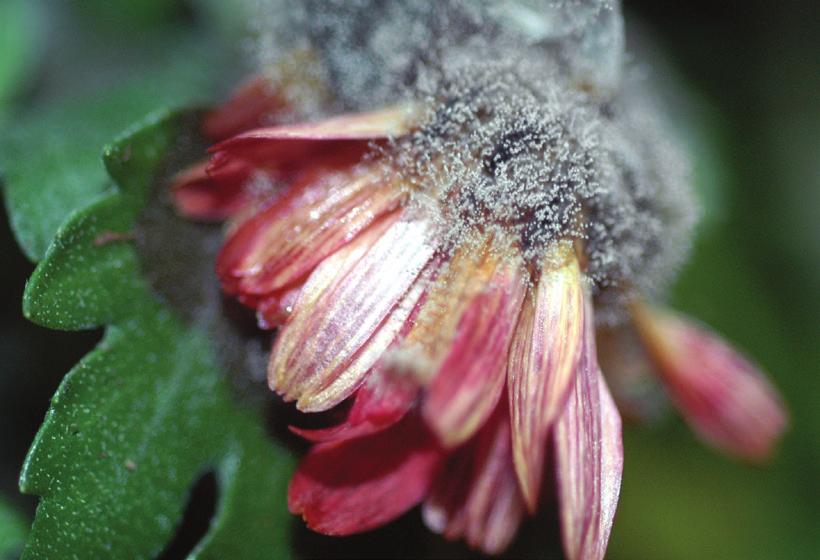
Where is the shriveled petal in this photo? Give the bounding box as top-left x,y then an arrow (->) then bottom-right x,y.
423,261 -> 526,447
218,166 -> 404,298
423,402 -> 526,555
291,368 -> 419,443
632,303 -> 788,461
170,159 -> 253,221
555,295 -> 624,560
507,244 -> 585,510
215,103 -> 416,146
269,217 -> 436,412
203,75 -> 285,140
289,416 -> 443,535
208,104 -> 418,173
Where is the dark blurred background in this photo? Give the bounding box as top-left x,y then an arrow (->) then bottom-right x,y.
1,1 -> 818,558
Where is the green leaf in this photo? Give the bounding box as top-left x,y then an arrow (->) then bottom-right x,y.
0,34 -> 224,263
0,498 -> 27,560
0,0 -> 40,112
17,110 -> 295,559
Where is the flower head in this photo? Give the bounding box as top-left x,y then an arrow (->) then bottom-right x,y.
173,1 -> 788,556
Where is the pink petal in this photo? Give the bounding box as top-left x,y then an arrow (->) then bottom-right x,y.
208,104 -> 417,173
632,304 -> 788,461
290,368 -> 419,443
202,75 -> 285,140
215,104 -> 416,146
269,217 -> 436,412
555,295 -> 624,560
507,246 -> 585,510
216,167 -> 334,295
219,166 -> 404,299
423,262 -> 526,447
289,416 -> 443,535
423,402 -> 526,555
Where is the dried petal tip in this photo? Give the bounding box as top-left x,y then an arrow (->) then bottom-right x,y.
555,294 -> 623,560
631,302 -> 788,462
508,245 -> 585,511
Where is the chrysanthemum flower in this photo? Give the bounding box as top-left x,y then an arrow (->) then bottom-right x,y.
171,2 -> 788,557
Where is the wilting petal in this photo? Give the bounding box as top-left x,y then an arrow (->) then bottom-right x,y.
423,261 -> 526,447
289,416 -> 443,535
423,402 -> 526,555
631,303 -> 788,461
170,159 -> 254,221
555,295 -> 624,560
219,166 -> 404,298
507,244 -> 585,510
202,75 -> 285,140
216,103 -> 417,146
270,218 -> 436,412
209,104 -> 418,173
291,368 -> 419,443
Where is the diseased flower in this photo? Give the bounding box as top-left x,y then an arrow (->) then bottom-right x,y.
172,1 -> 788,557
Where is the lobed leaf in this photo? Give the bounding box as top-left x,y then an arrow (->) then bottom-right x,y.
17,111 -> 295,559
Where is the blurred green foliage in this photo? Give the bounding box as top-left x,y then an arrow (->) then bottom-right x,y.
0,499 -> 26,560
0,0 -> 40,123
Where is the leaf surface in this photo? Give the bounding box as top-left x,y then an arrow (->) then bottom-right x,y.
17,111 -> 294,560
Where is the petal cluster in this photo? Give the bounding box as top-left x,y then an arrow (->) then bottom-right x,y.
173,78 -> 788,557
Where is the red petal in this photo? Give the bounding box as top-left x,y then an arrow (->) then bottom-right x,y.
219,166 -> 404,298
288,416 -> 443,535
216,166 -> 353,294
507,246 -> 585,510
291,368 -> 419,443
423,402 -> 526,555
255,286 -> 303,330
207,136 -> 369,183
555,295 -> 624,560
632,303 -> 788,461
270,218 -> 436,412
203,75 -> 285,141
170,159 -> 253,221
423,261 -> 526,447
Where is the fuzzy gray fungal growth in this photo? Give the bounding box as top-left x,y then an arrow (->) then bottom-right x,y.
242,0 -> 698,318
390,48 -> 601,263
589,81 -> 699,319
245,0 -> 622,113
